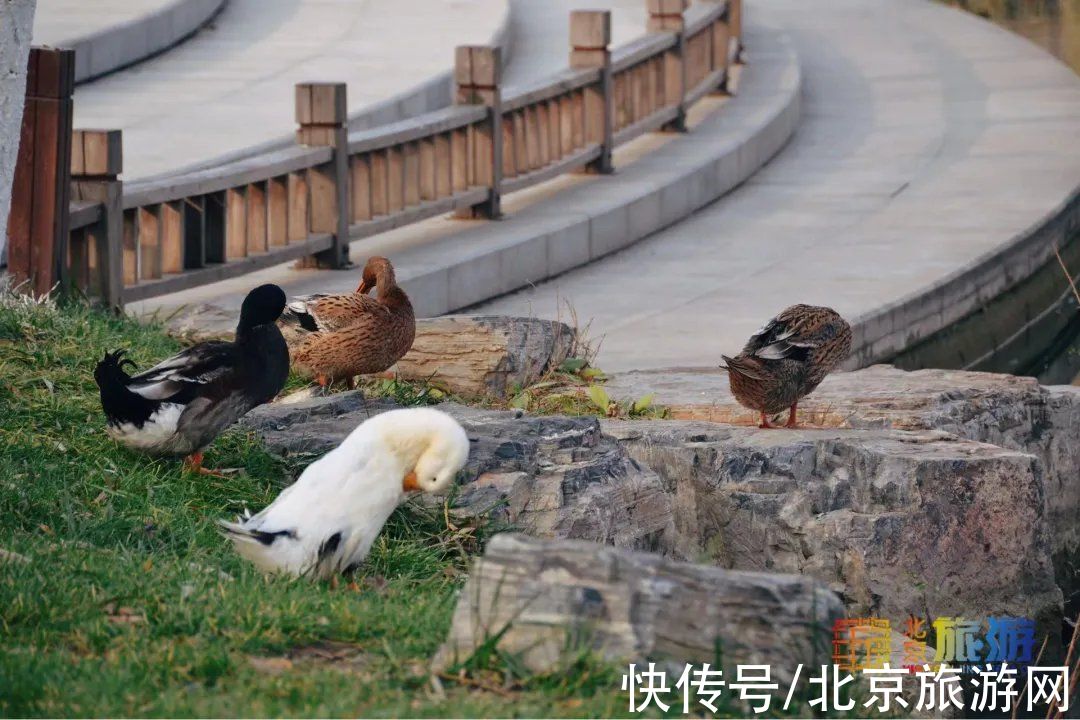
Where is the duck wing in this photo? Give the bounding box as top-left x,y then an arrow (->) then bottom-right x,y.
283,293 -> 389,334
744,305 -> 838,362
127,341 -> 238,402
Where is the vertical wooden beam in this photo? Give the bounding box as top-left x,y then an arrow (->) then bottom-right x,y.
161,202 -> 184,274
351,155 -> 373,221
7,47 -> 75,297
70,128 -> 122,308
570,10 -> 614,173
295,82 -> 350,268
419,140 -> 437,202
454,45 -> 503,219
647,0 -> 688,132
268,176 -> 288,247
138,206 -> 161,280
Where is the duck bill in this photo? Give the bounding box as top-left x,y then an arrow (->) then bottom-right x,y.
356,280 -> 371,294
402,471 -> 421,493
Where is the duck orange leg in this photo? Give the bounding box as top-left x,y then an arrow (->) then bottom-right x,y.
785,402 -> 799,429
315,373 -> 330,389
759,411 -> 773,429
182,452 -> 226,477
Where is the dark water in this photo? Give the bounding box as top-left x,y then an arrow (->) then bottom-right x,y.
940,0 -> 1080,73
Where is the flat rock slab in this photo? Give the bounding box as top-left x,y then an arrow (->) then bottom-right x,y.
434,533 -> 843,678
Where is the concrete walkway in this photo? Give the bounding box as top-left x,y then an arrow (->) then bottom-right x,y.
69,0 -> 507,180
476,0 -> 1080,372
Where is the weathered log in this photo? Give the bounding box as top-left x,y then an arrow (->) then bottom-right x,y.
433,533 -> 843,678
390,315 -> 576,398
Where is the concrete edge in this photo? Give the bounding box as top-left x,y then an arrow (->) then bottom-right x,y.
845,186 -> 1080,375
131,1 -> 515,185
386,24 -> 802,318
63,0 -> 227,85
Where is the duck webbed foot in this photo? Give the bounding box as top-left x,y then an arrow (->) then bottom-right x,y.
182,452 -> 228,477
758,412 -> 773,429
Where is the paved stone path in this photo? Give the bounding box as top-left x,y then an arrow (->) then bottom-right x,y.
476,0 -> 1080,372
67,0 -> 506,180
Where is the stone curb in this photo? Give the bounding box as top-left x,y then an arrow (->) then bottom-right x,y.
61,0 -> 227,85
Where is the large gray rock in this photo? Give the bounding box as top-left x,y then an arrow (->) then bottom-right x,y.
434,533 -> 843,679
243,394 -> 674,553
606,365 -> 1080,619
603,420 -> 1062,636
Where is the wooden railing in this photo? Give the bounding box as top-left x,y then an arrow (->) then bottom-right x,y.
17,0 -> 740,308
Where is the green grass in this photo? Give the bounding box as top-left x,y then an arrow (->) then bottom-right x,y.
0,292 -> 669,718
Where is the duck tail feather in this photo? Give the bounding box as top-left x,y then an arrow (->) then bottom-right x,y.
95,350 -> 156,424
720,354 -> 766,381
217,519 -> 300,575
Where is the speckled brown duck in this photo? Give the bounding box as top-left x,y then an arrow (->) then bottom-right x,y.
721,304 -> 852,428
280,256 -> 415,389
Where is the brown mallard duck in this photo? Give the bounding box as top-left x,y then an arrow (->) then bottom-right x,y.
721,304 -> 852,429
281,256 -> 416,389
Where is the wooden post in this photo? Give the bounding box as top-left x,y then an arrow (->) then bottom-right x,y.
647,0 -> 688,132
70,129 -> 123,309
570,10 -> 613,174
731,0 -> 743,60
6,47 -> 75,296
295,82 -> 350,268
454,45 -> 503,219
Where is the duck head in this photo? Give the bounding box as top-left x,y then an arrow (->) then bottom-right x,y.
371,408 -> 470,495
355,256 -> 395,295
238,284 -> 287,331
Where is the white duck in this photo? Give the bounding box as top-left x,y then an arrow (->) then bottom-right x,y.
219,407 -> 470,579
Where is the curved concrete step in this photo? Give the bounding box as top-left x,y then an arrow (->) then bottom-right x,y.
32,0 -> 225,84
72,0 -> 511,181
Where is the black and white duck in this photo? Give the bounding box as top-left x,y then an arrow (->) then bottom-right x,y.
94,284 -> 290,474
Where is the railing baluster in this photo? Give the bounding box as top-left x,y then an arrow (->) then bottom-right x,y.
160,201 -> 183,275
225,187 -> 247,260
268,177 -> 288,247
247,182 -> 268,254
138,205 -> 161,279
